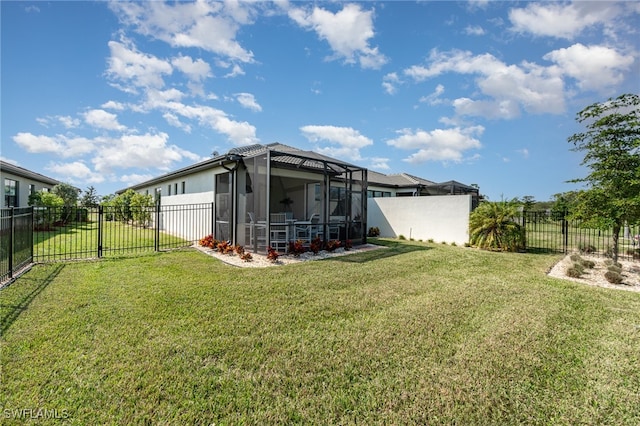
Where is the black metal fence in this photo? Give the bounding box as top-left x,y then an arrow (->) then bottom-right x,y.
522,210 -> 640,261
1,204 -> 213,282
1,207 -> 34,283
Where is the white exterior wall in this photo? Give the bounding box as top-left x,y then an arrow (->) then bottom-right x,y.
367,195 -> 471,245
132,168 -> 216,198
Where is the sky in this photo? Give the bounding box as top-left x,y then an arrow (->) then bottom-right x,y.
1,1 -> 639,202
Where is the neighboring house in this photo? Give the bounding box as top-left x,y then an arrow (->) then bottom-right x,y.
368,170 -> 480,208
120,142 -> 479,252
0,160 -> 60,208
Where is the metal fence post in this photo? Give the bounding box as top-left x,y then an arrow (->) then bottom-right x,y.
155,200 -> 161,252
97,206 -> 103,258
8,207 -> 14,280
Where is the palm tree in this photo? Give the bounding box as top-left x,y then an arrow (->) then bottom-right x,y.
469,200 -> 525,252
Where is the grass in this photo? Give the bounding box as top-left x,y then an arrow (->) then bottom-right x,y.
1,239 -> 639,424
33,220 -> 188,261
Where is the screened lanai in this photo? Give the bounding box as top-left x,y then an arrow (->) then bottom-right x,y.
213,143 -> 368,254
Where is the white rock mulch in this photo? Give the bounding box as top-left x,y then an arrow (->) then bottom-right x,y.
193,243 -> 384,268
547,253 -> 640,293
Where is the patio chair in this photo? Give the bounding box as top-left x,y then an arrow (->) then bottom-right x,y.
295,213 -> 320,244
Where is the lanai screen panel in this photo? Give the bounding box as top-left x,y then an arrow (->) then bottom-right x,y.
240,153 -> 268,253
215,173 -> 230,241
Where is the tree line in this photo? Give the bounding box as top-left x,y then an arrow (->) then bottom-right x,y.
28,185 -> 155,228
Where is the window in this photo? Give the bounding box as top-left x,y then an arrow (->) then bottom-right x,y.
29,184 -> 36,194
174,183 -> 178,195
167,184 -> 172,196
4,179 -> 18,207
181,181 -> 186,194
367,190 -> 392,198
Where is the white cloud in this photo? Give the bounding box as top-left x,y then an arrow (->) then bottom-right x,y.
120,173 -> 156,186
387,126 -> 483,164
106,39 -> 173,91
163,112 -> 192,133
101,100 -> 127,111
369,157 -> 390,171
235,93 -> 262,112
13,132 -> 64,154
419,84 -> 445,106
509,2 -> 623,40
543,43 -> 634,93
47,161 -> 104,184
464,25 -> 485,36
382,72 -> 401,95
300,125 -> 373,161
404,49 -> 566,117
171,55 -> 212,81
83,109 -> 126,131
158,101 -> 259,146
58,116 -> 81,129
92,132 -> 201,173
289,3 -> 387,69
109,1 -> 255,63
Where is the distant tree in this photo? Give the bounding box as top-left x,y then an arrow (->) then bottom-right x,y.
28,191 -> 65,229
52,183 -> 79,207
469,199 -> 525,252
112,190 -> 135,222
567,93 -> 640,263
520,196 -> 536,211
130,192 -> 154,227
80,186 -> 100,208
549,192 -> 578,220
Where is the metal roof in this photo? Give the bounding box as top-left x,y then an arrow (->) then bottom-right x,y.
0,160 -> 61,185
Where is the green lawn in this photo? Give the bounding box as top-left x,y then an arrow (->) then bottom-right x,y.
2,240 -> 639,424
33,220 -> 188,261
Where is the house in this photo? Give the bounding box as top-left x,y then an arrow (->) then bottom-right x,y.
1,160 -> 60,208
367,170 -> 480,208
119,143 -> 368,253
120,142 -> 479,252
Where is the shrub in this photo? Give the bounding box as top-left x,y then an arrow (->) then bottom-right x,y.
345,239 -> 353,250
428,239 -> 434,243
580,259 -> 595,269
570,253 -> 582,262
607,265 -> 622,274
398,235 -> 406,240
310,237 -> 323,254
199,235 -> 219,249
604,271 -> 623,284
367,227 -> 380,237
572,262 -> 585,275
604,259 -> 622,268
566,266 -> 583,278
578,243 -> 597,254
326,240 -> 342,252
234,245 -> 245,256
288,240 -> 306,257
217,241 -> 233,254
266,247 -> 280,263
240,252 -> 253,262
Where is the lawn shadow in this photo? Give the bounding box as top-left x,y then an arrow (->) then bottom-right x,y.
326,239 -> 431,263
0,264 -> 64,335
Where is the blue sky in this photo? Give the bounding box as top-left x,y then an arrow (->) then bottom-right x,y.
2,1 -> 639,201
